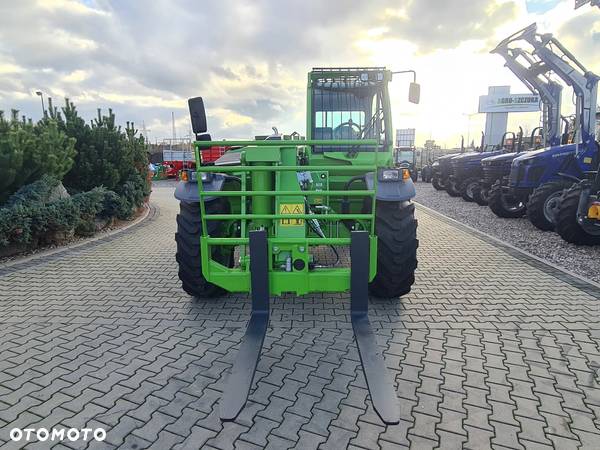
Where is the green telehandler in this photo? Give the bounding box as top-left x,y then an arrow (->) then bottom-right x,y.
174,67 -> 420,424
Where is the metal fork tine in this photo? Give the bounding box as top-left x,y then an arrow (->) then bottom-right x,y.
220,230 -> 269,421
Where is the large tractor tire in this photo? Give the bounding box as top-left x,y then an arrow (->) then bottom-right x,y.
555,184 -> 600,245
446,179 -> 462,197
460,177 -> 480,202
369,200 -> 418,299
175,199 -> 232,298
472,185 -> 489,206
526,181 -> 573,231
488,181 -> 526,218
432,175 -> 444,190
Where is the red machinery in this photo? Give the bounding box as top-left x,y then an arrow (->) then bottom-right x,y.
200,145 -> 229,164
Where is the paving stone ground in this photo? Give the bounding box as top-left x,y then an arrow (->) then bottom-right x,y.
0,181 -> 598,449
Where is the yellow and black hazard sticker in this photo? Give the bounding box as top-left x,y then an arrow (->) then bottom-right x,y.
279,203 -> 304,226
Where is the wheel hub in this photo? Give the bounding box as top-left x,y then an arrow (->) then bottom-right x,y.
466,182 -> 477,198
501,194 -> 525,212
544,192 -> 562,224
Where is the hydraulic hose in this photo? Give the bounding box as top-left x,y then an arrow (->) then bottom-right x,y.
341,176 -> 367,215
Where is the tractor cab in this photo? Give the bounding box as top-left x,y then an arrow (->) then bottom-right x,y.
306,67 -> 419,164
395,147 -> 418,181
307,68 -> 392,162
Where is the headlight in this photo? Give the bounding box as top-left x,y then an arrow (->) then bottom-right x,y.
199,171 -> 212,182
379,169 -> 401,181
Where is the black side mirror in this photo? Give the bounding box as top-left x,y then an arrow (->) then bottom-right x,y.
188,97 -> 207,134
408,82 -> 420,104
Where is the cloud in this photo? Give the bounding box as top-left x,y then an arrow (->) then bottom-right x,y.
0,0 -> 572,146
556,8 -> 600,72
378,0 -> 519,53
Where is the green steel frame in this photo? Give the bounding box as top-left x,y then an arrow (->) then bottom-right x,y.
192,68 -> 399,295
194,139 -> 381,295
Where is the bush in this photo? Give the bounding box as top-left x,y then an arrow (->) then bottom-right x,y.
116,172 -> 149,219
72,187 -> 107,236
58,100 -> 149,195
0,99 -> 151,253
100,189 -> 122,219
5,175 -> 61,207
0,109 -> 75,203
0,178 -> 135,249
0,204 -> 31,246
41,198 -> 79,238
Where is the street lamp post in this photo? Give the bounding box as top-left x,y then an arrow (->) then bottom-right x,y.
462,112 -> 477,148
35,91 -> 45,116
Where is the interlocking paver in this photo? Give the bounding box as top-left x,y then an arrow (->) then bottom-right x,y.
0,184 -> 598,448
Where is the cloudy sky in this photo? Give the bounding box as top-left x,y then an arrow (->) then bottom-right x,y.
0,0 -> 598,148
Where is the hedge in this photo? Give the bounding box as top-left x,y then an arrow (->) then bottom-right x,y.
0,99 -> 151,252
0,174 -> 147,248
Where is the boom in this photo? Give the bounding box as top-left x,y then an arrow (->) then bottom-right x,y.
575,0 -> 600,9
493,24 -> 598,155
491,44 -> 563,147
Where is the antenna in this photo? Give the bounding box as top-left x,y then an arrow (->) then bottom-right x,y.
142,120 -> 151,143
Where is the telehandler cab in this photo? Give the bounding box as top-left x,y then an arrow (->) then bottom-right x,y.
174,67 -> 420,424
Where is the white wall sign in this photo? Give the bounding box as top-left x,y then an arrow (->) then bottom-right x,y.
478,94 -> 541,113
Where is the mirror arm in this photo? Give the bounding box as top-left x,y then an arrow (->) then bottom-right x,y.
392,70 -> 417,83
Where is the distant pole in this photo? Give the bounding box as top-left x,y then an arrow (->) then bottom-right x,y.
35,91 -> 45,116
172,111 -> 176,141
463,112 -> 477,148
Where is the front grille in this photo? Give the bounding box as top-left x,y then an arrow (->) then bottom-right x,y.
482,165 -> 508,184
508,165 -> 524,186
527,166 -> 545,184
453,165 -> 469,179
452,160 -> 480,180
440,161 -> 453,178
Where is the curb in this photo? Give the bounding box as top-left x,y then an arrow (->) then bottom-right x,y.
415,202 -> 600,299
0,203 -> 159,275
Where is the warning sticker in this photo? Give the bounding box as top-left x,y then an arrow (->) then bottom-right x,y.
280,203 -> 304,226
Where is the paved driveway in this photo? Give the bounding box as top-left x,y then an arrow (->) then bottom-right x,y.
0,182 -> 598,449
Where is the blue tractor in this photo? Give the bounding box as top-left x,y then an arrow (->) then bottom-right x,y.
483,42 -> 564,215
554,1 -> 600,245
556,147 -> 600,245
490,24 -> 599,231
447,133 -> 512,202
430,137 -> 465,191
478,128 -> 544,210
